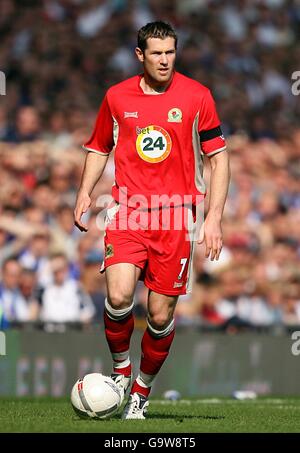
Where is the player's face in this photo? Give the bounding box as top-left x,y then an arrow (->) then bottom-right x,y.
136,37 -> 176,85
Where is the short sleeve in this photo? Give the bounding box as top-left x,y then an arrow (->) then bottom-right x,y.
82,94 -> 114,155
198,89 -> 226,156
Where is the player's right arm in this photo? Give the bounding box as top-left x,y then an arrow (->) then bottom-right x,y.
74,93 -> 114,232
74,152 -> 109,231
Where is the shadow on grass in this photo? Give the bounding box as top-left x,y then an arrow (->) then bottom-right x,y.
147,414 -> 225,421
71,413 -> 225,422
70,401 -> 225,422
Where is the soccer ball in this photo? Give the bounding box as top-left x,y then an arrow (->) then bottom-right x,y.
71,373 -> 121,419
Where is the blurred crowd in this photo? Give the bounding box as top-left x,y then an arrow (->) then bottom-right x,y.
0,0 -> 300,331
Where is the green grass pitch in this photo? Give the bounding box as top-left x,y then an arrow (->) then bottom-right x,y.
0,397 -> 300,433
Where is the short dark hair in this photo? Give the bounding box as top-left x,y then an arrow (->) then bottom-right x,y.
137,21 -> 177,53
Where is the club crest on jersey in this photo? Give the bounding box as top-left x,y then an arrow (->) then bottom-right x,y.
124,111 -> 138,118
105,244 -> 114,259
168,108 -> 182,123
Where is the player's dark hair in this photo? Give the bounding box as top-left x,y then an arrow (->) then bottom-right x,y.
137,21 -> 177,53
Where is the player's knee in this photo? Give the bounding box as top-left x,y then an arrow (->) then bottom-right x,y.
148,313 -> 171,330
107,292 -> 133,310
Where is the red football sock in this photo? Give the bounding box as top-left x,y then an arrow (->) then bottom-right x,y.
104,311 -> 134,376
140,328 -> 175,375
131,379 -> 152,398
113,363 -> 132,376
131,327 -> 175,397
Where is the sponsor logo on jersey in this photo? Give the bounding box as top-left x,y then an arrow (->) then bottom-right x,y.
136,125 -> 172,163
124,111 -> 138,118
105,244 -> 114,259
167,108 -> 182,123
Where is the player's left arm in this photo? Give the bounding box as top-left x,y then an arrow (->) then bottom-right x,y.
199,150 -> 230,261
197,88 -> 230,260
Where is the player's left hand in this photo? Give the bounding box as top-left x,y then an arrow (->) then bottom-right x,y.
197,215 -> 223,261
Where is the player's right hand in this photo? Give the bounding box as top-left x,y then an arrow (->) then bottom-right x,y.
197,215 -> 223,261
74,191 -> 91,232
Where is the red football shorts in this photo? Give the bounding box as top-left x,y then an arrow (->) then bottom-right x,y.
100,201 -> 197,295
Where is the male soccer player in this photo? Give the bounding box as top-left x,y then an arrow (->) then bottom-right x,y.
74,21 -> 230,419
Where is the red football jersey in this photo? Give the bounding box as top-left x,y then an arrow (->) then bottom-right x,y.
83,71 -> 226,209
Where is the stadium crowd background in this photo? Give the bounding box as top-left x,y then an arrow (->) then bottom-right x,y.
0,0 -> 300,331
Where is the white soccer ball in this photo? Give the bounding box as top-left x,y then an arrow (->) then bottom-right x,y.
71,373 -> 121,419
